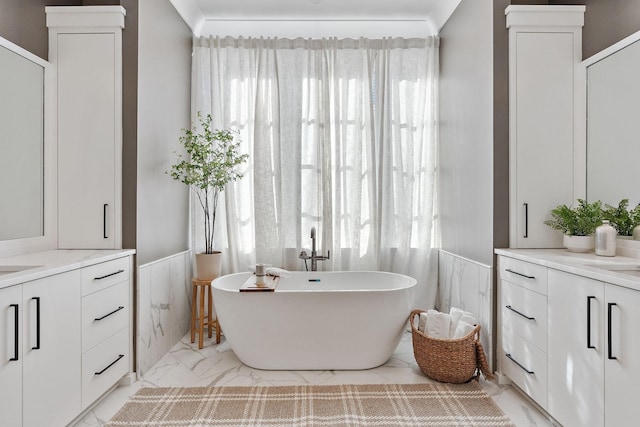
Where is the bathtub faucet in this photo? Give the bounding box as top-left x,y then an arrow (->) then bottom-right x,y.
299,227 -> 330,271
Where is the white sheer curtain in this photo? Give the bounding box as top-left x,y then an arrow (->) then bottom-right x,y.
192,36 -> 439,308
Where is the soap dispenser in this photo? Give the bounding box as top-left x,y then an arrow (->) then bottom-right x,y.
595,220 -> 616,256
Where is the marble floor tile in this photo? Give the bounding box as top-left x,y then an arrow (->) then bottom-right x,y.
73,330 -> 555,427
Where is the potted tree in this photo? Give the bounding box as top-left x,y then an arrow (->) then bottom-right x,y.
544,199 -> 603,252
169,112 -> 248,279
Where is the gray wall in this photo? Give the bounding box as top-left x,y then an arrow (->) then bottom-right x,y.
438,0 -> 495,265
0,0 -> 82,60
136,0 -> 191,265
549,0 -> 640,59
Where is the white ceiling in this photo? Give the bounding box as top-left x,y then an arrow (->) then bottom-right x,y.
170,0 -> 461,37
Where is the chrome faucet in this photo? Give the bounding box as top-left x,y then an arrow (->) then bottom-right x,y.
299,227 -> 330,271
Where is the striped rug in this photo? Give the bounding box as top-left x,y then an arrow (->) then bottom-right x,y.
106,382 -> 515,426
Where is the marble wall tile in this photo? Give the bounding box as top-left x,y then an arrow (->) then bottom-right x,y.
437,250 -> 494,370
137,250 -> 192,377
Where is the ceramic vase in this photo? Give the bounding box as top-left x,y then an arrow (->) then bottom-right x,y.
563,235 -> 595,253
195,252 -> 222,280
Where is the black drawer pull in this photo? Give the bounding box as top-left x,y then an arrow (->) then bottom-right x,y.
94,270 -> 125,280
95,354 -> 125,375
587,296 -> 596,350
94,306 -> 124,321
524,203 -> 529,238
506,353 -> 535,374
608,302 -> 617,360
505,269 -> 535,279
103,204 -> 108,239
32,297 -> 41,350
9,304 -> 19,362
506,305 -> 535,321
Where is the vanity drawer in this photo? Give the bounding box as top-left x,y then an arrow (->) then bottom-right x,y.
501,280 -> 547,352
81,326 -> 129,410
501,331 -> 548,410
82,257 -> 130,296
82,280 -> 129,352
498,256 -> 548,295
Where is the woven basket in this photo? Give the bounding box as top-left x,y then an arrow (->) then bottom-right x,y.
410,309 -> 493,384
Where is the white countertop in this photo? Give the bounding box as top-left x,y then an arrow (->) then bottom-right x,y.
0,249 -> 135,290
495,248 -> 640,291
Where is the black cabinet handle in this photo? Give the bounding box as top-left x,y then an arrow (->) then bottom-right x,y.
506,305 -> 535,320
9,304 -> 19,362
94,306 -> 124,321
506,353 -> 534,375
608,302 -> 617,360
95,354 -> 124,375
32,297 -> 40,350
94,269 -> 124,280
505,269 -> 535,279
103,204 -> 108,239
524,203 -> 529,238
587,296 -> 596,350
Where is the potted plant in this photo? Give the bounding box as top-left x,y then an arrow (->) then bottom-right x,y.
169,112 -> 249,279
544,199 -> 603,252
603,199 -> 640,237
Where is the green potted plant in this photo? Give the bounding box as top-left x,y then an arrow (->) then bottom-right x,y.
543,199 -> 603,252
169,112 -> 249,279
603,199 -> 640,237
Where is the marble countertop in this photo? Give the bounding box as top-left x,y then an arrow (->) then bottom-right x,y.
495,248 -> 640,291
0,249 -> 135,290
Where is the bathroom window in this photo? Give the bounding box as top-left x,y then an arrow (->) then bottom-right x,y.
192,36 -> 439,286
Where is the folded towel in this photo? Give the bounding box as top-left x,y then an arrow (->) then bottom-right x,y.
449,307 -> 475,338
426,309 -> 451,339
452,320 -> 476,339
418,312 -> 428,333
265,267 -> 291,278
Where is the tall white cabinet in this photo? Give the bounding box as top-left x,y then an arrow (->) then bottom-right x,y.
47,6 -> 125,249
506,6 -> 585,248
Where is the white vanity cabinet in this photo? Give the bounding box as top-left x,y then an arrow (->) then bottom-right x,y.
498,249 -> 640,427
548,270 -> 605,427
0,271 -> 82,427
0,286 -> 23,427
548,269 -> 640,427
0,251 -> 133,427
80,257 -> 132,410
506,6 -> 584,248
22,271 -> 82,427
47,6 -> 125,249
498,256 -> 549,410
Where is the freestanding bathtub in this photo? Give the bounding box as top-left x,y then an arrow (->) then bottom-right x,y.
211,271 -> 416,370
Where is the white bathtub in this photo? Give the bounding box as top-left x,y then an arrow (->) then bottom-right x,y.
211,271 -> 416,370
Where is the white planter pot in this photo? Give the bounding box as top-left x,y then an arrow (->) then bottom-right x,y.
195,252 -> 222,280
563,235 -> 595,253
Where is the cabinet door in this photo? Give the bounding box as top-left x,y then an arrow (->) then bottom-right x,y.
511,32 -> 575,248
57,32 -> 117,249
0,286 -> 22,427
22,271 -> 81,427
548,270 -> 604,427
605,284 -> 640,426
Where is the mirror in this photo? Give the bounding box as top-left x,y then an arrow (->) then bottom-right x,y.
586,33 -> 640,208
0,38 -> 46,241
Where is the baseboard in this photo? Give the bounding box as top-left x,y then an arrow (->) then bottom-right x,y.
119,372 -> 137,386
495,371 -> 512,385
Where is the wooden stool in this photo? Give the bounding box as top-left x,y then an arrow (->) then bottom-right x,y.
190,278 -> 221,349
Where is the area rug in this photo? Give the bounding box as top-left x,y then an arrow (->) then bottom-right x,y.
107,382 -> 515,427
